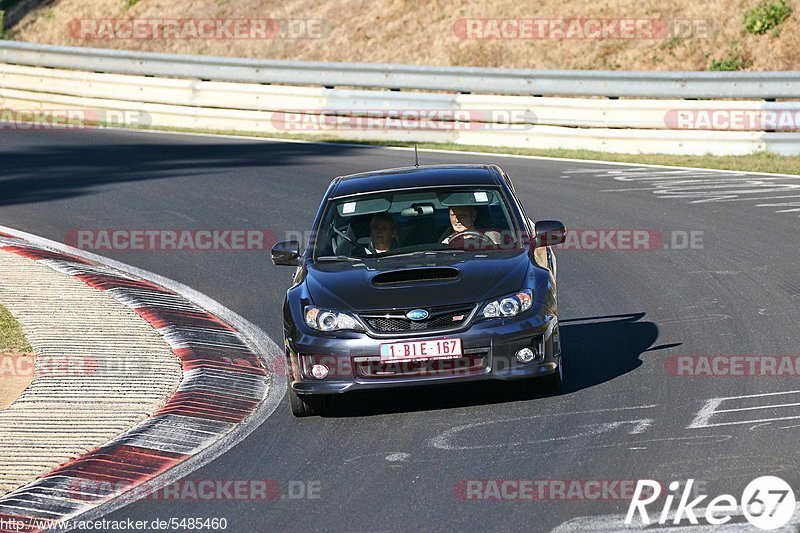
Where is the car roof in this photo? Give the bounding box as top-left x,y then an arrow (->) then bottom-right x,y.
329,164 -> 504,198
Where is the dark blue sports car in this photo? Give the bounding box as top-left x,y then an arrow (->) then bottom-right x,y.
272,164 -> 566,416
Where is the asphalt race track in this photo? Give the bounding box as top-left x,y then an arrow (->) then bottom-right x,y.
2,127 -> 799,531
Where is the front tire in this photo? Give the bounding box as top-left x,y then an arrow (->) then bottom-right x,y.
541,359 -> 563,392
288,384 -> 326,417
540,325 -> 563,392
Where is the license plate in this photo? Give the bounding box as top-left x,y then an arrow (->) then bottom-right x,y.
379,338 -> 462,362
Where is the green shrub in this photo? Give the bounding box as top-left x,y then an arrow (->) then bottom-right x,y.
744,0 -> 792,34
709,51 -> 752,71
0,9 -> 18,40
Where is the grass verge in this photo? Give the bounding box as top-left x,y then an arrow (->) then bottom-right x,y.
0,303 -> 31,353
0,302 -> 33,410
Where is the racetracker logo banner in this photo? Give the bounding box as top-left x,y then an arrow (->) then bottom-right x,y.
282,229 -> 704,252
665,109 -> 800,131
270,109 -> 536,131
65,478 -> 321,502
454,479 -> 657,501
0,109 -> 151,129
453,18 -> 714,40
0,353 -> 96,377
665,355 -> 800,377
65,229 -> 278,252
556,229 -> 704,251
67,18 -> 329,40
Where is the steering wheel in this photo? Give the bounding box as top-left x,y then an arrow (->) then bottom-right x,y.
447,230 -> 496,248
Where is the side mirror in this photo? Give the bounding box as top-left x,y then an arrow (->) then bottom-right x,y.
533,220 -> 566,248
271,240 -> 301,266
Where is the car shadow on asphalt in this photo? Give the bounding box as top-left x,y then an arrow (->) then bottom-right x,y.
558,312 -> 667,393
323,312 -> 669,417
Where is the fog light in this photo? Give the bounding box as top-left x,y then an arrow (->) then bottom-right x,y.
516,347 -> 537,364
310,364 -> 329,379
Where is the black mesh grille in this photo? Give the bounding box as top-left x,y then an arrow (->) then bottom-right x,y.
361,306 -> 474,333
355,353 -> 488,378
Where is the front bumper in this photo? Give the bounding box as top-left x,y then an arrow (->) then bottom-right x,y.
286,309 -> 559,395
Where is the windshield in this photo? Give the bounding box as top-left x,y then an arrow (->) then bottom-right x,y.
312,186 -> 524,260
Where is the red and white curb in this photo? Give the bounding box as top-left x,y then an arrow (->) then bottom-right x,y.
0,227 -> 285,532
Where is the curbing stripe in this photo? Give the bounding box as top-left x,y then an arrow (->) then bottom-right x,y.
0,249 -> 182,502
0,233 -> 282,533
1,246 -> 95,266
133,308 -> 236,332
76,275 -> 172,294
105,288 -> 204,312
0,224 -> 286,531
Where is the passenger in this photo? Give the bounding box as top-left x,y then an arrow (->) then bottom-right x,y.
362,212 -> 397,255
441,206 -> 500,245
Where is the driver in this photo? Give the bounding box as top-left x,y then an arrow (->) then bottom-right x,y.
441,206 -> 500,245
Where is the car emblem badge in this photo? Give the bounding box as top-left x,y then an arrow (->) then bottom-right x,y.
406,309 -> 429,321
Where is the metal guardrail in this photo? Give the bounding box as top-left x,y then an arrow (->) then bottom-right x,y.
1,40 -> 799,99
1,41 -> 798,156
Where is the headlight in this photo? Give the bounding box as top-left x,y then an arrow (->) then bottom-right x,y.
481,289 -> 533,319
304,306 -> 365,332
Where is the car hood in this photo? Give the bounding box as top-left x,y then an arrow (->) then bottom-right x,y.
305,251 -> 531,311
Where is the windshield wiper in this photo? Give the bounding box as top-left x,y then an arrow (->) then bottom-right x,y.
315,255 -> 361,263
380,249 -> 464,259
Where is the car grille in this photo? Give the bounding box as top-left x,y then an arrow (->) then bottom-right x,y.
360,304 -> 476,333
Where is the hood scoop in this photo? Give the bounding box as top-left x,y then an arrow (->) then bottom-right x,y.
372,267 -> 461,287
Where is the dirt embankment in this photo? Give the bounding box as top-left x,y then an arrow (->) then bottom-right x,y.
3,0 -> 799,71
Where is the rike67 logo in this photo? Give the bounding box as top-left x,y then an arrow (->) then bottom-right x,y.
626,477 -> 796,530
